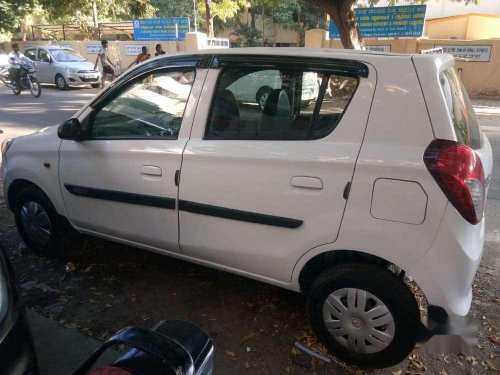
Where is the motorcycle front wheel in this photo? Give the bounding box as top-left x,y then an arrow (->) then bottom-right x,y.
0,69 -> 9,85
29,77 -> 41,98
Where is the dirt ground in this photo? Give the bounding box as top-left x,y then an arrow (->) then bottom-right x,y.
0,188 -> 499,374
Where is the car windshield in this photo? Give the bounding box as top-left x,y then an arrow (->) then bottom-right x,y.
49,48 -> 85,62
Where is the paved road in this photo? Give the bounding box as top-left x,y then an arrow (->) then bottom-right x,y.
0,86 -> 500,373
0,84 -> 98,142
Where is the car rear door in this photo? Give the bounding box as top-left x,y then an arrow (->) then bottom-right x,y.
59,59 -> 208,252
178,55 -> 376,283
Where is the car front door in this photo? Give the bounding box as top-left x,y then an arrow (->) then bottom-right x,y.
59,64 -> 204,251
178,56 -> 376,283
36,48 -> 52,83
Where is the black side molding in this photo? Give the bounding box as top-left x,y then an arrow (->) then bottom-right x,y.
178,200 -> 303,229
65,185 -> 176,209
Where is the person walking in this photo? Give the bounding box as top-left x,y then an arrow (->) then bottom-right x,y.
155,44 -> 166,57
94,40 -> 117,87
128,46 -> 150,68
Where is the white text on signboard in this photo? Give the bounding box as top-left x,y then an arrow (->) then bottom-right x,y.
86,44 -> 101,55
365,45 -> 391,53
125,45 -> 145,56
436,45 -> 491,62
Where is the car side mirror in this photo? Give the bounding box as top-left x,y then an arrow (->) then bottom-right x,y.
58,118 -> 83,140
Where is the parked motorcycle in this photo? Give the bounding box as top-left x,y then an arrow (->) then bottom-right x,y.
72,320 -> 214,375
1,60 -> 41,97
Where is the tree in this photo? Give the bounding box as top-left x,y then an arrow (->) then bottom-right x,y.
0,0 -> 35,35
199,0 -> 249,37
303,0 -> 480,49
272,0 -> 326,46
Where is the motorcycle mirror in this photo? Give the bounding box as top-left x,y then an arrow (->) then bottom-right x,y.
58,118 -> 83,140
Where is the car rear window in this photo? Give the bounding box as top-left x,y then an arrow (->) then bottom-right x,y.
439,68 -> 482,149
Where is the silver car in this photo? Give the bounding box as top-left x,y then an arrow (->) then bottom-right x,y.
24,46 -> 101,89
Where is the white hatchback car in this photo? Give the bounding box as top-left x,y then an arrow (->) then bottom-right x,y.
1,48 -> 493,369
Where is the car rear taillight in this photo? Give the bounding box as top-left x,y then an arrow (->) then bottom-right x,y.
424,139 -> 485,224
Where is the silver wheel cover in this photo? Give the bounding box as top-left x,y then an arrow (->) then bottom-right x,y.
322,288 -> 395,354
20,201 -> 52,246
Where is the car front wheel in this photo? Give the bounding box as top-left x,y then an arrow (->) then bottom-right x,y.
14,187 -> 62,255
306,263 -> 419,369
55,74 -> 68,90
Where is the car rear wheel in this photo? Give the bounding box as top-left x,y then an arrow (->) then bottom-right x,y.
14,187 -> 62,255
55,74 -> 68,90
306,263 -> 419,369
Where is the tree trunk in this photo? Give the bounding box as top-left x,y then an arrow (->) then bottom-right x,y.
205,0 -> 214,38
305,0 -> 363,49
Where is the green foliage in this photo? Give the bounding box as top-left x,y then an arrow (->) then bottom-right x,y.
199,0 -> 250,23
0,0 -> 35,34
230,19 -> 262,45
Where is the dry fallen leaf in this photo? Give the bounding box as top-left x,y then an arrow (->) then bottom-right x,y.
240,333 -> 256,345
391,370 -> 402,375
489,336 -> 500,345
439,370 -> 448,375
466,355 -> 478,366
226,351 -> 237,360
493,297 -> 500,303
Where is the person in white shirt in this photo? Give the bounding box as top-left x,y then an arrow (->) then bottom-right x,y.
8,43 -> 30,88
94,40 -> 117,87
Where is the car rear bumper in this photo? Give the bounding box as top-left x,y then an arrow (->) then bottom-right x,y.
410,203 -> 484,318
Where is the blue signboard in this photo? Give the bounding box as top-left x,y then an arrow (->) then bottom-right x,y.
133,17 -> 190,41
329,5 -> 426,39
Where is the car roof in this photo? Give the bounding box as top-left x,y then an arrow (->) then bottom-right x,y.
154,47 -> 455,69
168,47 -> 411,59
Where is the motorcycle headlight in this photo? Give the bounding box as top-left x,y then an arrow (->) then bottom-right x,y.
1,138 -> 14,158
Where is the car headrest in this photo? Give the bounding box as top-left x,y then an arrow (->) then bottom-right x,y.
210,89 -> 240,131
263,89 -> 291,121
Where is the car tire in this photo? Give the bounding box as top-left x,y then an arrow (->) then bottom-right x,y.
14,187 -> 62,256
306,263 -> 419,369
256,86 -> 273,110
55,74 -> 68,90
91,83 -> 100,89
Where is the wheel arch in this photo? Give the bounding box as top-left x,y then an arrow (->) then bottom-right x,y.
7,178 -> 42,211
297,249 -> 415,294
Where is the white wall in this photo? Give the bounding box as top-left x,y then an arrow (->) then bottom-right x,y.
356,0 -> 500,19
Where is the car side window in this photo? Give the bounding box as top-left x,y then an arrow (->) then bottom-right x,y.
205,67 -> 358,140
38,49 -> 50,62
25,49 -> 37,61
90,69 -> 195,140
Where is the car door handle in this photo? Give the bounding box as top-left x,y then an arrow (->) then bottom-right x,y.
291,176 -> 323,189
141,165 -> 162,176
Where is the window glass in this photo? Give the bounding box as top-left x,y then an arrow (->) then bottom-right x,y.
91,69 -> 195,139
49,48 -> 85,62
25,49 -> 37,61
439,68 -> 482,149
205,67 -> 358,140
38,49 -> 50,62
